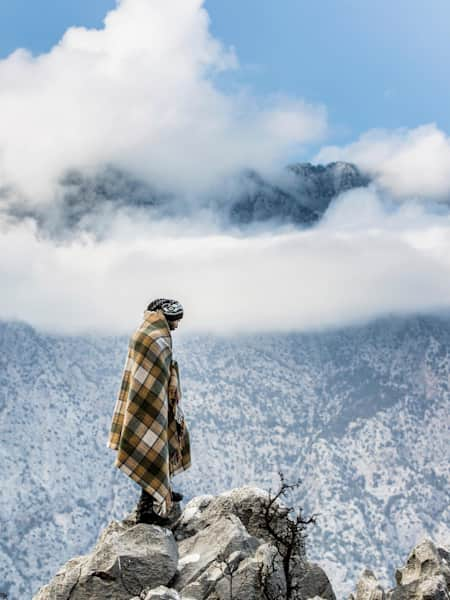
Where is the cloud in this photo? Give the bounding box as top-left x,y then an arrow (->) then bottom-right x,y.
315,124 -> 450,200
0,0 -> 327,205
2,1 -> 450,336
1,188 -> 450,336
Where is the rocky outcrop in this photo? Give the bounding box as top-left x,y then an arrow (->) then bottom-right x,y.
33,486 -> 334,600
390,539 -> 450,600
349,569 -> 386,600
34,520 -> 179,600
350,539 -> 450,600
33,485 -> 449,600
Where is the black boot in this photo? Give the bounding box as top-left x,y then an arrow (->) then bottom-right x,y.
171,489 -> 184,502
136,490 -> 170,526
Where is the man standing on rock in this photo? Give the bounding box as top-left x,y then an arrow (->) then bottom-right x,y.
108,298 -> 191,526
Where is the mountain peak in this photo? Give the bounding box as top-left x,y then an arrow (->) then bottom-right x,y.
33,485 -> 334,600
33,485 -> 449,600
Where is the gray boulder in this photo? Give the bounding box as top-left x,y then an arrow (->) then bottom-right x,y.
294,562 -> 336,600
388,539 -> 450,600
172,513 -> 260,594
172,486 -> 334,600
179,542 -> 287,600
173,486 -> 293,547
389,575 -> 449,600
33,521 -> 178,600
394,539 -> 450,588
349,568 -> 385,600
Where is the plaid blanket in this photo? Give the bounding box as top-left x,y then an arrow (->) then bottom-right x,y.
108,309 -> 191,516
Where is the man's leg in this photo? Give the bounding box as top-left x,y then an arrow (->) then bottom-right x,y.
136,488 -> 170,526
136,488 -> 153,523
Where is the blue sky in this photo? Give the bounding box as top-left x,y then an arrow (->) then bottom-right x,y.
0,0 -> 448,147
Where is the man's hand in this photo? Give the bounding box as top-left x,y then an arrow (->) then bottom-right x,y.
169,384 -> 180,403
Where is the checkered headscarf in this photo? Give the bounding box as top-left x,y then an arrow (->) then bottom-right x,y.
147,298 -> 184,321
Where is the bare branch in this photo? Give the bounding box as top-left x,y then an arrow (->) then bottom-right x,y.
213,472 -> 317,600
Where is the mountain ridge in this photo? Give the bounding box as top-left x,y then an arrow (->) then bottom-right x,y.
5,161 -> 369,236
0,314 -> 449,597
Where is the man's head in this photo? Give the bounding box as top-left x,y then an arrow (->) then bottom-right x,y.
147,298 -> 183,331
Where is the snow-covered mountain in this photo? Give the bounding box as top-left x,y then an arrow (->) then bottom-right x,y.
8,161 -> 369,236
225,161 -> 368,225
0,314 -> 449,598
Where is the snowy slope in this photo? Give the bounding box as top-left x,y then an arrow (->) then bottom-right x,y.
0,315 -> 449,598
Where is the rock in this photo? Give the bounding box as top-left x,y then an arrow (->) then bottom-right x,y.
179,549 -> 243,600
172,513 -> 260,593
349,568 -> 385,600
33,521 -> 178,600
389,575 -> 449,600
394,539 -> 450,588
171,494 -> 214,539
170,485 -> 312,599
30,485 -> 450,600
179,543 -> 287,600
417,575 -> 449,599
214,542 -> 287,600
173,486 -> 292,547
295,562 -> 336,600
388,539 -> 450,600
34,486 -> 334,600
144,585 -> 181,599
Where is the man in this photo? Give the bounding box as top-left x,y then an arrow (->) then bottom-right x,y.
108,298 -> 191,526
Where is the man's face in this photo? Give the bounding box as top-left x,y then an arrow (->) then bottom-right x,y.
168,319 -> 180,331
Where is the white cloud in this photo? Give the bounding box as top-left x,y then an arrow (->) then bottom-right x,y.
315,123 -> 450,200
1,188 -> 450,336
0,0 -> 326,204
1,1 -> 450,336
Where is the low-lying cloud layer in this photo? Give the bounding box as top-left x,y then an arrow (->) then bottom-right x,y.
0,0 -> 326,204
2,187 -> 450,335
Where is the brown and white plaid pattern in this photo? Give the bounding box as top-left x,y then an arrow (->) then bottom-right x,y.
108,309 -> 191,517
